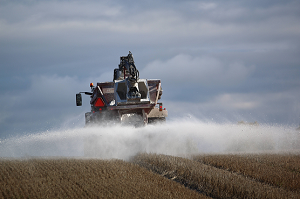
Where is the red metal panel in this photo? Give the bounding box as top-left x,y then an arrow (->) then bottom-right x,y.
97,82 -> 115,104
147,79 -> 160,103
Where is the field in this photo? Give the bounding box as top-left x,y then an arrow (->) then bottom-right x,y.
132,153 -> 300,199
1,153 -> 300,198
0,158 -> 205,199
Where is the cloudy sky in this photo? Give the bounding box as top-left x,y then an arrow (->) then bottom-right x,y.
1,0 -> 300,138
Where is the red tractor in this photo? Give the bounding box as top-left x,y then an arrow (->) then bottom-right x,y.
76,51 -> 167,126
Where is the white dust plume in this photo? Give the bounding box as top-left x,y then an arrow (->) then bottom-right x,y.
0,119 -> 299,160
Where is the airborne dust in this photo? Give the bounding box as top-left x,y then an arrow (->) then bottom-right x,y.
0,118 -> 299,160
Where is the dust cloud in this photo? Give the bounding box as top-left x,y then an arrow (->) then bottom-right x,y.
0,118 -> 299,160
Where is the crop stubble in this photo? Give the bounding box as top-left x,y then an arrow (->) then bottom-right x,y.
1,154 -> 299,199
193,154 -> 300,192
0,158 -> 205,199
132,153 -> 300,199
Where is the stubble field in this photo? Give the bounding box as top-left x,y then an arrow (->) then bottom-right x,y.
1,153 -> 300,199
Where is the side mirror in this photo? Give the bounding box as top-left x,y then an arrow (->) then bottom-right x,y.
76,93 -> 82,106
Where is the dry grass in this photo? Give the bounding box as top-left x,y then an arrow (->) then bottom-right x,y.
2,154 -> 299,199
193,154 -> 300,192
0,158 -> 207,199
131,153 -> 300,199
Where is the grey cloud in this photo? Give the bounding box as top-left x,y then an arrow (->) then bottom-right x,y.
1,0 -> 299,60
2,1 -> 298,46
166,88 -> 300,125
0,75 -> 91,138
141,54 -> 255,88
0,0 -> 300,137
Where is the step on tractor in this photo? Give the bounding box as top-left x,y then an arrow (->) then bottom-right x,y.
76,51 -> 168,126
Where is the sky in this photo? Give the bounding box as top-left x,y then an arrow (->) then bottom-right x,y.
0,0 -> 300,139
